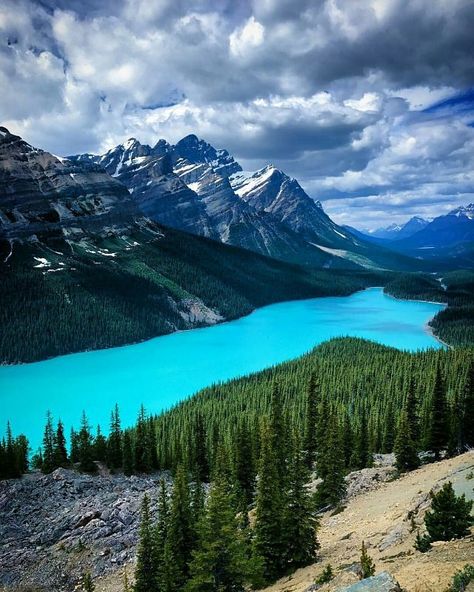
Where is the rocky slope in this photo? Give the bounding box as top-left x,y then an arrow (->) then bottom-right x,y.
1,453 -> 472,592
0,127 -> 137,240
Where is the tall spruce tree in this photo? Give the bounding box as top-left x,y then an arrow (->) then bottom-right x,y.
123,431 -> 134,476
165,464 -> 194,590
269,382 -> 286,487
253,420 -> 285,583
425,481 -> 474,541
78,411 -> 96,472
94,425 -> 107,462
314,414 -> 346,509
153,479 -> 169,591
193,413 -> 209,482
284,435 -> 319,569
135,405 -> 152,473
405,376 -> 420,448
303,374 -> 319,469
53,420 -> 68,468
107,404 -> 123,469
427,365 -> 448,460
42,412 -> 55,474
185,475 -> 249,592
134,494 -> 156,592
394,410 -> 419,472
234,421 -> 255,511
461,360 -> 474,449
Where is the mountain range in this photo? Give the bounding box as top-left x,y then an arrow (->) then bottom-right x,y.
69,134 -> 418,271
0,127 -> 380,363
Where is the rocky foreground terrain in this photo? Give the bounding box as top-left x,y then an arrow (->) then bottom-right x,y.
0,453 -> 473,592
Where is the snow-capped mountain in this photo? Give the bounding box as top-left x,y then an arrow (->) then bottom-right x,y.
392,204 -> 474,252
70,135 -> 421,271
364,216 -> 430,241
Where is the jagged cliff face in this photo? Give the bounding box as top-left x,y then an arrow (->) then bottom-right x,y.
0,127 -> 137,240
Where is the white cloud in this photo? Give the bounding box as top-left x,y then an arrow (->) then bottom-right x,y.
229,16 -> 265,58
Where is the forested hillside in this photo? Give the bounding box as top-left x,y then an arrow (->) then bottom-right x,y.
0,226 -> 383,364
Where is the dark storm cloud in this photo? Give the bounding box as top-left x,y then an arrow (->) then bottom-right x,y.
1,0 -> 474,226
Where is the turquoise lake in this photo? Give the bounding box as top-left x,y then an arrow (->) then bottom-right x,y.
0,288 -> 445,450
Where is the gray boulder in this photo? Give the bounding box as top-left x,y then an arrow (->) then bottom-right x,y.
336,572 -> 402,592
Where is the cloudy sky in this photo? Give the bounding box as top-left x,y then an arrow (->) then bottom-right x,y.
1,0 -> 474,228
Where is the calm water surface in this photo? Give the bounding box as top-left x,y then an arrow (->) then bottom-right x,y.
0,288 -> 445,449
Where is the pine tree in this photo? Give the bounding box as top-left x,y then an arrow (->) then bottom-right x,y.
135,405 -> 152,473
123,431 -> 134,476
461,360 -> 474,448
284,436 -> 319,569
134,494 -> 156,592
148,417 -> 159,470
382,403 -> 395,453
94,425 -> 107,462
234,422 -> 255,511
359,541 -> 375,579
269,382 -> 286,487
42,412 -> 55,474
342,411 -> 354,466
54,420 -> 68,468
315,414 -> 346,509
15,434 -> 29,474
78,411 -> 96,473
424,482 -> 473,541
107,404 -> 123,470
185,476 -> 249,592
253,420 -> 285,583
352,407 -> 372,469
427,365 -> 448,460
4,423 -> 21,478
153,479 -> 169,591
303,374 -> 319,469
165,464 -> 194,590
405,376 -> 420,448
70,428 -> 80,464
193,413 -> 209,482
394,411 -> 419,472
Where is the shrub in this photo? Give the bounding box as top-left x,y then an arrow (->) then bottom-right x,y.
414,531 -> 432,553
447,564 -> 474,592
316,564 -> 334,584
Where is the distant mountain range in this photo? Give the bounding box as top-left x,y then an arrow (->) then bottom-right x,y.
348,206 -> 474,266
69,134 -> 418,271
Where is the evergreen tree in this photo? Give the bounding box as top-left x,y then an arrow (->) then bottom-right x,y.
424,482 -> 474,541
148,417 -> 159,470
15,434 -> 29,474
185,476 -> 249,592
253,420 -> 285,583
461,361 -> 474,448
123,431 -> 134,476
94,425 -> 107,462
315,414 -> 346,509
382,403 -> 395,453
135,405 -> 152,473
269,383 -> 286,487
427,365 -> 448,460
352,407 -> 372,469
233,422 -> 255,511
107,404 -> 123,470
54,420 -> 68,468
342,411 -> 354,466
153,479 -> 169,591
78,411 -> 96,473
303,374 -> 318,469
359,541 -> 375,579
42,412 -> 55,474
134,494 -> 156,592
165,464 -> 194,590
70,428 -> 80,464
284,436 -> 319,569
193,413 -> 209,482
405,376 -> 420,447
394,410 -> 419,472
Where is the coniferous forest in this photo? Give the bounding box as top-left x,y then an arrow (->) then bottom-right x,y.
2,337 -> 473,590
